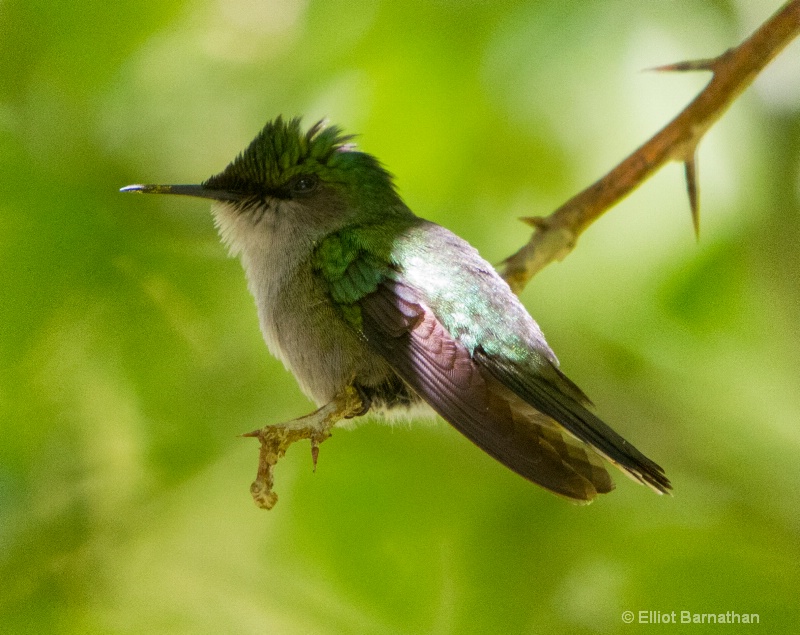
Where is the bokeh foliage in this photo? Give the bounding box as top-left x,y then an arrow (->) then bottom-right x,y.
2,0 -> 799,633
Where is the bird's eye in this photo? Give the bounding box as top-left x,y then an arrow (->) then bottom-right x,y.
291,175 -> 318,195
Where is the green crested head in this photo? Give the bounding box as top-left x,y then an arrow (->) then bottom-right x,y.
121,117 -> 412,244
202,117 -> 399,207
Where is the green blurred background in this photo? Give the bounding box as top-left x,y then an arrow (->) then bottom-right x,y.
2,0 -> 799,633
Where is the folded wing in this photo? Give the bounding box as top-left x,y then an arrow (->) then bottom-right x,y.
360,280 -> 626,502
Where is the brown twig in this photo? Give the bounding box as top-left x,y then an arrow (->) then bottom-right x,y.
500,0 -> 800,294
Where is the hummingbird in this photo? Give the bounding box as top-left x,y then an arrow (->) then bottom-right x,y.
123,116 -> 670,509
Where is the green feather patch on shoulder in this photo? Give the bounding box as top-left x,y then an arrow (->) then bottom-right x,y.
312,228 -> 391,330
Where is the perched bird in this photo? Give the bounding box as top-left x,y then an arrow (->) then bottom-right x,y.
123,117 -> 670,508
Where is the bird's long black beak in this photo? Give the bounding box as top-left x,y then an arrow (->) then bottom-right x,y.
120,184 -> 243,202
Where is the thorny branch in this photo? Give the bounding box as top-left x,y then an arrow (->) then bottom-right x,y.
500,0 -> 800,294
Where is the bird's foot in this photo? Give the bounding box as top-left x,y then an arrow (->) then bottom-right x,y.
242,385 -> 365,510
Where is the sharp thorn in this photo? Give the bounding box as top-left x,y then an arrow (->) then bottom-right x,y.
240,429 -> 262,438
684,156 -> 700,240
521,216 -> 549,230
311,441 -> 320,472
647,57 -> 718,73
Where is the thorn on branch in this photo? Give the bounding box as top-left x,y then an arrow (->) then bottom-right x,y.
684,155 -> 700,240
521,216 -> 550,230
648,57 -> 719,73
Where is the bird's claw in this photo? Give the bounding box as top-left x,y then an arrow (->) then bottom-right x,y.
243,384 -> 366,509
